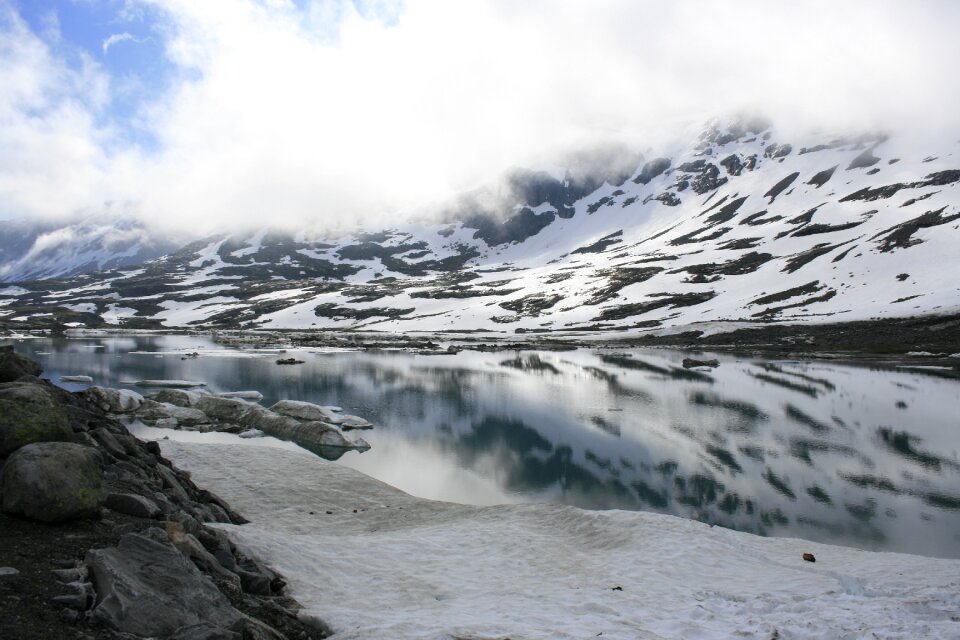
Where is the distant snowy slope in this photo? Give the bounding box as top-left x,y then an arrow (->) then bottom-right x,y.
3,118 -> 959,332
0,216 -> 178,283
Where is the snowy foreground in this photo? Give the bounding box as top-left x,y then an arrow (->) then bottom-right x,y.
162,441 -> 960,639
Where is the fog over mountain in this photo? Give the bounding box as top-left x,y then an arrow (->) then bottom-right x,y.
4,116 -> 959,336
1,0 -> 959,233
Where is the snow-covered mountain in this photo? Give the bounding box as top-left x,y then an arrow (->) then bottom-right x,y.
2,118 -> 959,333
0,216 -> 178,283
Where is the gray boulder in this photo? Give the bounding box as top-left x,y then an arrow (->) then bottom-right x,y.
82,386 -> 144,414
104,492 -> 161,519
89,428 -> 129,460
240,405 -> 369,459
86,531 -> 242,637
155,464 -> 192,504
149,388 -> 208,407
217,390 -> 263,402
136,401 -> 210,428
271,401 -> 372,429
194,396 -> 260,424
0,381 -> 73,456
260,419 -> 369,460
1,442 -> 105,522
269,399 -> 341,423
0,345 -> 42,383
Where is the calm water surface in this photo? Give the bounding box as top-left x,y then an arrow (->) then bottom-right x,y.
8,335 -> 960,558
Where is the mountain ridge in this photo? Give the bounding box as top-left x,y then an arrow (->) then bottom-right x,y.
2,118 -> 959,338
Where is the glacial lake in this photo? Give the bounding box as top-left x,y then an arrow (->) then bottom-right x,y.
7,334 -> 960,559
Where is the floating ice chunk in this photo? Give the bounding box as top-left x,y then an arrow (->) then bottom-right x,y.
238,429 -> 265,439
135,380 -> 208,388
60,375 -> 94,383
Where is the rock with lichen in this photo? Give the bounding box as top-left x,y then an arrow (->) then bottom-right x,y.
1,442 -> 106,523
0,382 -> 74,456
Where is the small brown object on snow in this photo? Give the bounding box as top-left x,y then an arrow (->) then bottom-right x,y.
802,552 -> 816,562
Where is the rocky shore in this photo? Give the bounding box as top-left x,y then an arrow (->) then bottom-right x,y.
94,386 -> 372,462
216,312 -> 960,360
0,345 -> 333,639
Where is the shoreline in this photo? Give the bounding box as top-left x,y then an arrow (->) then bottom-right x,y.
0,348 -> 331,639
4,311 -> 960,378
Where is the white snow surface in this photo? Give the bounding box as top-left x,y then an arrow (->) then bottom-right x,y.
163,441 -> 960,640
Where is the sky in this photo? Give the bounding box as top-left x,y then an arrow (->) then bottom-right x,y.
1,0 -> 959,233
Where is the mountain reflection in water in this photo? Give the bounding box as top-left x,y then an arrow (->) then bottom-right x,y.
13,336 -> 960,559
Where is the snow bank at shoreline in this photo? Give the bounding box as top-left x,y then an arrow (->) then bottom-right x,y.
162,441 -> 960,639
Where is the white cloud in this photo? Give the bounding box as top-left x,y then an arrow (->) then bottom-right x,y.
0,5 -> 113,221
102,32 -> 136,54
2,0 -> 960,233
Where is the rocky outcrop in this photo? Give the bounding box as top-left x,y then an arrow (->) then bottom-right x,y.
271,400 -> 373,430
1,442 -> 105,522
270,399 -> 341,422
87,530 -> 242,637
0,349 -> 329,639
82,386 -> 144,414
0,345 -> 42,382
136,400 -> 210,428
131,392 -> 372,460
150,388 -> 206,407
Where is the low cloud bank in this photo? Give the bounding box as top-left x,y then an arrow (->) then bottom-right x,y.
1,0 -> 958,233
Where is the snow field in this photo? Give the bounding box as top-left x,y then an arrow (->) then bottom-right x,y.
163,441 -> 960,640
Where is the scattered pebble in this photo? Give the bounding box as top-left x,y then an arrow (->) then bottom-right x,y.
802,553 -> 816,563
